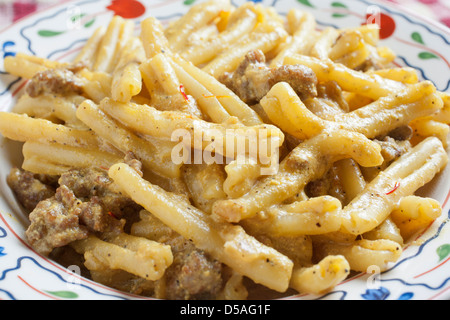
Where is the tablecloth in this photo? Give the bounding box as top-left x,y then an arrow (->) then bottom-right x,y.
0,0 -> 449,30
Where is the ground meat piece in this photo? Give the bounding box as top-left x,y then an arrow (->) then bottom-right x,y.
355,56 -> 384,72
133,211 -> 223,300
164,239 -> 223,300
59,168 -> 110,199
268,65 -> 318,100
305,166 -> 346,204
26,64 -> 84,98
124,151 -> 143,177
376,137 -> 412,164
58,167 -> 140,220
316,81 -> 350,113
387,126 -> 413,141
361,137 -> 412,182
219,49 -> 318,104
7,168 -> 55,212
26,185 -> 89,256
77,196 -> 124,234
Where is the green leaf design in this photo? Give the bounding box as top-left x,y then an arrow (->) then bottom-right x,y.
38,30 -> 65,37
418,52 -> 439,60
411,32 -> 425,45
184,0 -> 196,5
331,2 -> 348,8
437,244 -> 450,262
297,0 -> 315,8
71,13 -> 86,23
84,18 -> 96,28
45,290 -> 79,299
332,13 -> 348,18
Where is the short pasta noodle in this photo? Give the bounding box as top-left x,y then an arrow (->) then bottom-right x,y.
0,0 -> 448,300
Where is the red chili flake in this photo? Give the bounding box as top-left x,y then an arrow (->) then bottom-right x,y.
202,94 -> 231,99
108,211 -> 118,219
99,165 -> 110,171
386,182 -> 401,195
179,85 -> 189,102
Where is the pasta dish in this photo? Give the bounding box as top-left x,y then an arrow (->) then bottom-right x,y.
0,0 -> 449,300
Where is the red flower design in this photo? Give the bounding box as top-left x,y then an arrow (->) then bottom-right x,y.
364,12 -> 396,39
107,0 -> 146,19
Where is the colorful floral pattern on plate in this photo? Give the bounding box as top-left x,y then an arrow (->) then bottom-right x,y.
0,0 -> 449,300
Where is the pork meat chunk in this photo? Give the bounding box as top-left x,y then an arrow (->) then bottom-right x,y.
26,185 -> 89,256
164,238 -> 223,300
7,168 -> 56,212
58,167 -> 141,220
219,50 -> 318,104
26,63 -> 85,98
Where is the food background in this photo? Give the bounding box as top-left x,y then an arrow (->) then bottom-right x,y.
1,0 -> 450,31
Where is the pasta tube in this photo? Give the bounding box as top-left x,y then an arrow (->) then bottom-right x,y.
340,137 -> 448,235
72,234 -> 173,281
290,255 -> 350,295
212,129 -> 383,223
0,112 -> 100,149
76,100 -> 182,179
108,163 -> 294,293
284,54 -> 406,99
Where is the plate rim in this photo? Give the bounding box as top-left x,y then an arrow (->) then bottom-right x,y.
0,0 -> 449,301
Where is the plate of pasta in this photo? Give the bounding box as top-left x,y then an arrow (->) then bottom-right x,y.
0,0 -> 449,301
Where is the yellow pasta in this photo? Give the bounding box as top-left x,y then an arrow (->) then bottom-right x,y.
391,196 -> 442,241
212,129 -> 383,223
315,239 -> 403,272
270,10 -> 316,67
310,27 -> 340,60
108,163 -> 293,293
13,93 -> 87,129
22,141 -> 122,173
243,196 -> 343,237
93,16 -> 134,73
181,3 -> 260,66
74,26 -> 106,68
284,54 -> 407,99
111,37 -> 146,103
0,0 -> 449,301
290,255 -> 350,295
261,81 -> 442,141
76,100 -> 182,179
71,234 -> 173,281
164,0 -> 231,53
0,112 -> 100,148
98,97 -> 283,161
340,137 -> 448,235
202,20 -> 287,78
170,54 -> 264,126
4,53 -> 64,79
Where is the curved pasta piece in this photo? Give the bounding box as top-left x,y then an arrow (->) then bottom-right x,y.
290,255 -> 350,295
72,234 -> 173,281
212,129 -> 383,223
243,196 -> 343,236
99,97 -> 284,161
108,163 -> 294,293
314,239 -> 402,273
340,137 -> 448,235
391,196 -> 442,241
261,81 -> 442,141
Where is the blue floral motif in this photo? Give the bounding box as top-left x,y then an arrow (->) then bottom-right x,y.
398,292 -> 414,300
0,247 -> 6,257
0,226 -> 6,238
361,287 -> 390,300
362,287 -> 415,300
1,41 -> 16,58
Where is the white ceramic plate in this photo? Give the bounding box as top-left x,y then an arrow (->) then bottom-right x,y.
0,0 -> 449,300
